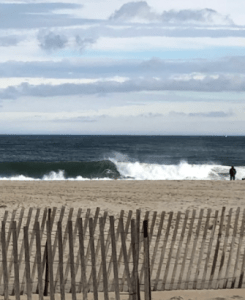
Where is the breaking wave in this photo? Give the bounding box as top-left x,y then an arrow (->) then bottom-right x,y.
0,158 -> 244,180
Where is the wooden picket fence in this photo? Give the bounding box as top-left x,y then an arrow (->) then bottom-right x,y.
0,206 -> 245,299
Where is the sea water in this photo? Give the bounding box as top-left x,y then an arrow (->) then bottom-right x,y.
0,135 -> 244,180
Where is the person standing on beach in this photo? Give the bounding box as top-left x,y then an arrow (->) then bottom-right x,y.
229,166 -> 236,180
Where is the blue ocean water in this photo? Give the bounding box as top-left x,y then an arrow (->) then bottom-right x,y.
0,135 -> 244,180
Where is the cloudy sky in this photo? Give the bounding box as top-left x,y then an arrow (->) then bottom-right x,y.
1,0 -> 245,135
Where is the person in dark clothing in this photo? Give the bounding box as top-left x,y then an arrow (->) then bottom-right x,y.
229,166 -> 236,180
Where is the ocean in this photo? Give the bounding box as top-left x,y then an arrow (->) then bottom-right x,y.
0,135 -> 244,181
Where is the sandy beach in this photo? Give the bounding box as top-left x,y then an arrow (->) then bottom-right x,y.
0,180 -> 244,213
1,180 -> 245,300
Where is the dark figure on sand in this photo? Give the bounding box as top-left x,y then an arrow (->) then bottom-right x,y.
229,166 -> 236,180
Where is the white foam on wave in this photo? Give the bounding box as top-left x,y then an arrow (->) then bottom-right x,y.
1,160 -> 245,181
0,170 -> 112,181
112,160 -> 245,180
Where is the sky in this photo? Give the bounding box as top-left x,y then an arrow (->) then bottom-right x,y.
1,0 -> 245,135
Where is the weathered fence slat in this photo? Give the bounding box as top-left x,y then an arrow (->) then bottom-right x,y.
208,207 -> 226,289
64,208 -> 82,291
12,221 -> 20,300
78,218 -> 87,300
153,211 -> 173,291
193,209 -> 211,289
23,226 -> 32,300
138,211 -> 149,288
143,220 -> 151,300
122,210 -> 145,292
150,211 -> 165,280
8,208 -> 25,292
0,210 -> 8,288
33,208 -> 48,293
118,210 -> 133,292
139,211 -> 156,285
35,222 -> 43,300
201,210 -> 219,289
99,217 -> 109,300
119,217 -> 133,298
109,216 -> 120,300
68,221 -> 76,300
223,207 -> 240,289
216,208 -> 233,289
88,211 -> 107,289
135,209 -> 140,299
21,208 -> 40,294
89,217 -> 98,300
231,208 -> 245,288
185,209 -> 204,290
54,207 -> 73,291
57,221 -> 65,300
131,219 -> 137,300
162,211 -> 182,290
171,210 -> 190,289
1,221 -> 9,300
238,241 -> 245,288
75,209 -> 91,289
1,210 -> 17,286
85,207 -> 100,291
42,207 -> 57,285
52,206 -> 66,261
177,209 -> 196,290
14,207 -> 33,292
106,210 -> 124,292
46,218 -> 55,300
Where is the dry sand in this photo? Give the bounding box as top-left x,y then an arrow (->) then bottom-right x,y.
0,180 -> 245,300
0,180 -> 245,213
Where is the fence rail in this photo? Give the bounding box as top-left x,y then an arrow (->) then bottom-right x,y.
0,206 -> 245,299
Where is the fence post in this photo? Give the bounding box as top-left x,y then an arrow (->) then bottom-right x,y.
143,220 -> 151,300
150,212 -> 165,281
12,221 -> 20,300
54,208 -> 74,291
21,208 -> 40,294
46,213 -> 55,300
2,221 -> 9,300
99,217 -> 109,300
68,221 -> 77,300
44,209 -> 51,296
33,208 -> 47,294
89,217 -> 98,300
57,221 -> 65,300
120,217 -> 134,299
153,211 -> 173,291
24,226 -> 32,300
110,216 -> 120,300
131,219 -> 137,300
135,210 -> 140,299
35,222 -> 43,300
78,218 -> 88,300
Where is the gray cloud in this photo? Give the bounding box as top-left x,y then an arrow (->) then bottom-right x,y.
161,9 -> 233,25
2,56 -> 245,79
109,1 -> 234,25
75,36 -> 96,51
1,75 -> 245,99
54,116 -> 97,123
0,36 -> 19,47
139,113 -> 163,118
109,1 -> 154,21
169,111 -> 233,118
38,31 -> 68,51
0,2 -> 95,29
